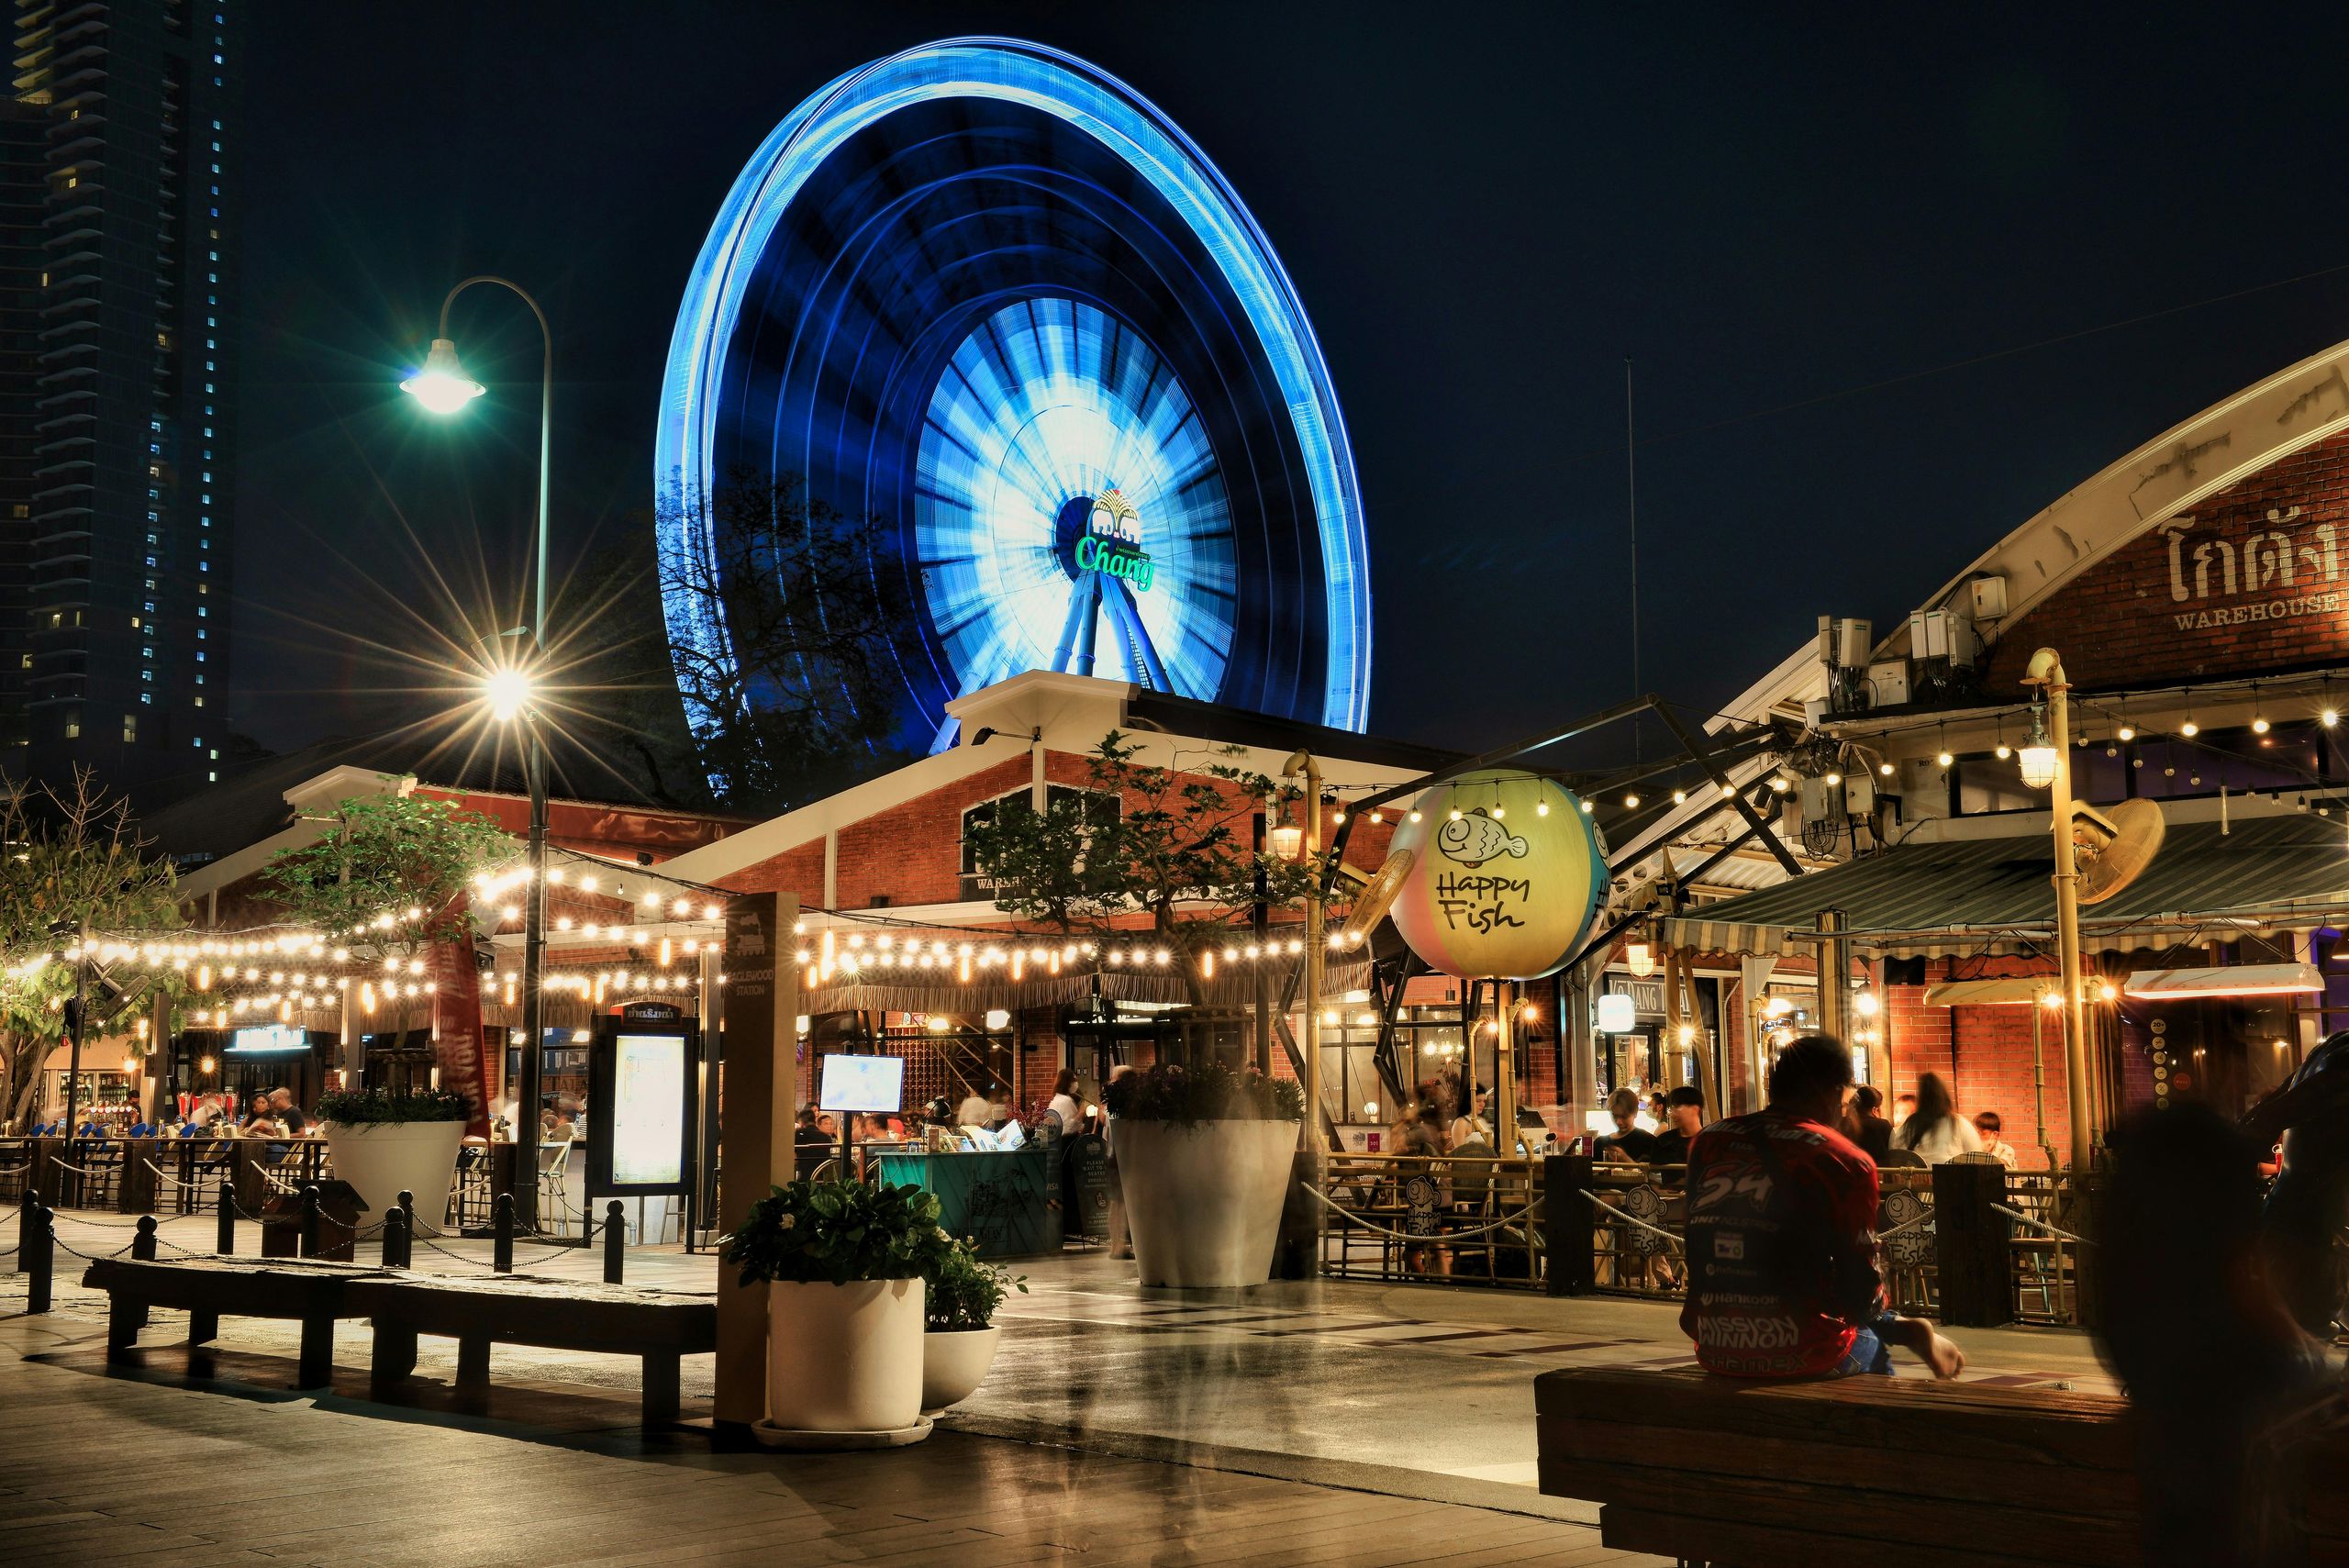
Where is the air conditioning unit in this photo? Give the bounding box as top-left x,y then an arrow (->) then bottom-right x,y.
1909,607 -> 1982,670
1867,659 -> 1911,708
1816,616 -> 1873,668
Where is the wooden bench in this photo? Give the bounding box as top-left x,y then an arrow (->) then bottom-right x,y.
82,1256 -> 388,1388
1537,1366 -> 2158,1567
343,1272 -> 715,1425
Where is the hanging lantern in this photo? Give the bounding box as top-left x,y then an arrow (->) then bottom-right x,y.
1624,939 -> 1655,978
1387,768 -> 1608,980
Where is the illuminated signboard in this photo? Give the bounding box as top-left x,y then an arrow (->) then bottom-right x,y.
588,1024 -> 698,1198
609,1034 -> 687,1187
228,1025 -> 308,1054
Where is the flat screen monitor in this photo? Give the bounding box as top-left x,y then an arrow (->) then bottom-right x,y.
818,1053 -> 904,1114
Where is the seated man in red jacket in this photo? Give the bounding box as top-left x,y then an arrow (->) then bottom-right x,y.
1681,1034 -> 1965,1379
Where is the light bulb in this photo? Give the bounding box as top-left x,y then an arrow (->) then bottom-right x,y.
400,338 -> 485,415
1670,788 -> 1686,804
1823,772 -> 1841,785
2117,723 -> 2135,741
1995,744 -> 2011,760
1936,749 -> 1954,767
1536,799 -> 1550,815
2181,717 -> 2199,737
2325,707 -> 2341,728
1448,807 -> 1464,822
2253,714 -> 2271,734
1622,793 -> 1639,808
1878,762 -> 1894,776
1491,806 -> 1505,819
1578,799 -> 1595,814
1408,809 -> 1422,823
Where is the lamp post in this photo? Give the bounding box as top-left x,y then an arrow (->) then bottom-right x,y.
2020,648 -> 2094,1169
404,276 -> 553,1228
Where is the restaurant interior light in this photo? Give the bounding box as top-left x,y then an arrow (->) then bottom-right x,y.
400,338 -> 486,415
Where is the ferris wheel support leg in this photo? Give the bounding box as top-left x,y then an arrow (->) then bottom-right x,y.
1057,573 -> 1104,677
1104,579 -> 1172,692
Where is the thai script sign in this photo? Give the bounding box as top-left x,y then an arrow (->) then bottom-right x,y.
2163,508 -> 2346,629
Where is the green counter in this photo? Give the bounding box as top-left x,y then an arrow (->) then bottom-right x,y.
874,1147 -> 1063,1260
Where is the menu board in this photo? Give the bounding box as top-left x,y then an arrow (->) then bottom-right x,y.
611,1034 -> 686,1186
586,1029 -> 695,1196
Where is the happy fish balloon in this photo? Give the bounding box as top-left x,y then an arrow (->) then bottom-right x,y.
1386,769 -> 1608,980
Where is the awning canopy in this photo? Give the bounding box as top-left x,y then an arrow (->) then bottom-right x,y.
2121,962 -> 2325,1001
1658,815 -> 2349,960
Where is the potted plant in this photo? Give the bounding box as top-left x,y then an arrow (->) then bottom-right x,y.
921,1238 -> 1025,1412
314,1085 -> 472,1234
1105,1062 -> 1303,1288
721,1179 -> 956,1434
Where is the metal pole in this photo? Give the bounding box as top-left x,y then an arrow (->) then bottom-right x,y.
2043,662 -> 2094,1169
1303,754 -> 1324,1149
1495,979 -> 1517,1153
63,924 -> 86,1139
518,718 -> 546,1230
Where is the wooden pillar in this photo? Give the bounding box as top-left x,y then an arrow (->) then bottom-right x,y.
1932,1159 -> 2012,1328
715,891 -> 798,1439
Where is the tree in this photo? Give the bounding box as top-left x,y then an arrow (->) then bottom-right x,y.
0,771 -> 184,1127
260,786 -> 512,958
577,468 -> 919,813
962,732 -> 1325,1000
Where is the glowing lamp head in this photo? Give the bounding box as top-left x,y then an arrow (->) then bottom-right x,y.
484,665 -> 535,723
2180,717 -> 2199,738
400,338 -> 486,415
2016,706 -> 2059,789
1266,821 -> 1304,860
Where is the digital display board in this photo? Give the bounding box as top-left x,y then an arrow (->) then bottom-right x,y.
818,1053 -> 905,1114
610,1034 -> 687,1187
586,1023 -> 698,1199
228,1025 -> 308,1054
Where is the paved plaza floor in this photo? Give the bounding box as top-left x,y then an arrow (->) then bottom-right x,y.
0,1210 -> 2116,1564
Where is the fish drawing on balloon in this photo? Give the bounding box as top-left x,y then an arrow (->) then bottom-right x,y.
1435,808 -> 1529,869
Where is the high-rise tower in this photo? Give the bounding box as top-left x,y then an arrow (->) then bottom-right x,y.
6,0 -> 238,793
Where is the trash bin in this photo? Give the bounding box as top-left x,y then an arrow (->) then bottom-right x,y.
259,1179 -> 364,1262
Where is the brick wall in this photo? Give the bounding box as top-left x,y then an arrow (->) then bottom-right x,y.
1982,427 -> 2349,693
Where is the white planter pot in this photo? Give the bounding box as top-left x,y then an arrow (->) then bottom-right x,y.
767,1278 -> 925,1432
920,1325 -> 1002,1411
319,1119 -> 465,1235
1111,1118 -> 1298,1288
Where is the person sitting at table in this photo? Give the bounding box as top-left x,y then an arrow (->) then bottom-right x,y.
269,1087 -> 309,1137
239,1094 -> 277,1133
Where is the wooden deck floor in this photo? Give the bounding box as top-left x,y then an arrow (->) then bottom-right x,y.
0,1337 -> 1659,1567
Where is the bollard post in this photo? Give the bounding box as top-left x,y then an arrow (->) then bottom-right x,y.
216,1184 -> 235,1254
1932,1160 -> 2013,1328
1545,1154 -> 1596,1296
493,1192 -> 515,1273
382,1205 -> 407,1270
299,1184 -> 322,1260
133,1214 -> 158,1262
603,1200 -> 626,1284
397,1189 -> 416,1249
26,1197 -> 53,1314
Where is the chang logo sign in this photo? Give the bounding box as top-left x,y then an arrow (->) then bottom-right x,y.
1075,489 -> 1155,593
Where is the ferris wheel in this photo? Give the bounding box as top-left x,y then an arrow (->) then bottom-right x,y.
657,38 -> 1372,754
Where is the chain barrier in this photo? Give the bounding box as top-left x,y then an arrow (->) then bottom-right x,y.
1297,1182 -> 1543,1243
48,1231 -> 138,1263
1990,1202 -> 2096,1246
1577,1188 -> 1688,1251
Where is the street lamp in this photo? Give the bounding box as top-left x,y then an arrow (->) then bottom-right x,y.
2020,648 -> 2093,1169
405,275 -> 554,1229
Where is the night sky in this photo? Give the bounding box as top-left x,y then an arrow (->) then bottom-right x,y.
232,2 -> 2349,773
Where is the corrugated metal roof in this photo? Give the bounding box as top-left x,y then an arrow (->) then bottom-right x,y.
1660,814 -> 2349,958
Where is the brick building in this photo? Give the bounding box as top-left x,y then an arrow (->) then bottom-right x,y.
1660,335 -> 2349,1166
